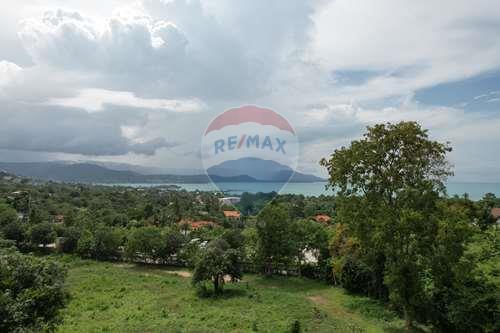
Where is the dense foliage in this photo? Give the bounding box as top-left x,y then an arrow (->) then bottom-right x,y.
0,247 -> 68,332
321,121 -> 499,331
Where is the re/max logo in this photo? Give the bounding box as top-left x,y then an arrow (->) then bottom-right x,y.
214,135 -> 286,154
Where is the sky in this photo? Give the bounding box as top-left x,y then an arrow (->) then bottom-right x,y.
0,0 -> 500,181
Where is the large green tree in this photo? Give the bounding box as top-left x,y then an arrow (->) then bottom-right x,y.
320,121 -> 454,328
256,205 -> 296,276
192,238 -> 242,294
0,203 -> 18,227
125,227 -> 163,261
29,222 -> 56,248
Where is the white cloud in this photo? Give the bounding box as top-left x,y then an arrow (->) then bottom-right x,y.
310,0 -> 500,101
47,88 -> 204,112
0,61 -> 22,88
18,8 -> 188,74
0,0 -> 499,181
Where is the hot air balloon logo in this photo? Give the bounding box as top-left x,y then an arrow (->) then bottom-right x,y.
201,105 -> 299,195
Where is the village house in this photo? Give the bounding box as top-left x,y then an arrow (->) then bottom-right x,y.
491,207 -> 500,225
312,214 -> 331,224
179,219 -> 218,231
219,197 -> 241,205
223,210 -> 241,219
54,214 -> 65,224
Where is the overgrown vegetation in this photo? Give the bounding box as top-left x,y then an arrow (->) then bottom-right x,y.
55,256 -> 409,332
0,245 -> 68,332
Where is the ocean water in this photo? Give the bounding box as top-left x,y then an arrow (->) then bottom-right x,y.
115,181 -> 500,201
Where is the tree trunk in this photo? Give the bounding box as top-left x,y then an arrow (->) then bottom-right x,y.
213,275 -> 219,294
404,308 -> 413,331
265,259 -> 272,276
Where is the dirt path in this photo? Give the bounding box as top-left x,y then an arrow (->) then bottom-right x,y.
112,262 -> 193,278
307,295 -> 358,321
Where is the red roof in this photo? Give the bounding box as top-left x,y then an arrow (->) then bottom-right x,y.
313,214 -> 331,224
223,210 -> 241,218
54,214 -> 65,223
491,208 -> 500,219
179,220 -> 217,230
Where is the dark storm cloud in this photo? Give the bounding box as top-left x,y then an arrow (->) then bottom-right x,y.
0,102 -> 176,155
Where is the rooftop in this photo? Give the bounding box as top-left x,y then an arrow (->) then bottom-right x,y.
223,210 -> 241,218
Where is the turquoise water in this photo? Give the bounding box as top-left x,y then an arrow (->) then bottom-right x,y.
114,181 -> 500,201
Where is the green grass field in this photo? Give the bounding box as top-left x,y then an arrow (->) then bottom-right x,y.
56,256 -> 411,333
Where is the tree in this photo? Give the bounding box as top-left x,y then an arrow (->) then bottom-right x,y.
0,248 -> 68,332
125,227 -> 163,262
60,226 -> 81,253
76,230 -> 96,258
28,206 -> 49,225
476,193 -> 498,229
1,220 -> 27,245
0,203 -> 18,227
159,228 -> 185,262
291,219 -> 329,277
320,121 -> 453,329
29,222 -> 56,247
92,225 -> 122,260
256,204 -> 295,276
192,238 -> 242,294
76,225 -> 121,259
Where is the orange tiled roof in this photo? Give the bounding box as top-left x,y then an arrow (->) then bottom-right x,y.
223,210 -> 241,218
491,207 -> 500,219
54,214 -> 65,223
179,220 -> 217,230
313,214 -> 331,224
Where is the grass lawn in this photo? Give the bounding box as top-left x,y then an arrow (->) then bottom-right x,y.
56,256 -> 411,333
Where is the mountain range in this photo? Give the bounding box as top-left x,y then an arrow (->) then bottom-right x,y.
207,157 -> 324,182
0,160 -> 324,184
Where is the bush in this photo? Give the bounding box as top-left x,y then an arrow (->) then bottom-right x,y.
289,319 -> 301,333
0,249 -> 68,332
429,274 -> 499,332
338,256 -> 375,295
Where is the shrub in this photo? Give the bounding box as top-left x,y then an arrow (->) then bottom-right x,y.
0,248 -> 68,332
289,319 -> 301,333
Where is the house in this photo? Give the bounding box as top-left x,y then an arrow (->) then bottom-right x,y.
313,214 -> 331,224
54,214 -> 65,224
219,197 -> 241,205
491,208 -> 500,224
179,220 -> 218,230
223,210 -> 241,219
190,221 -> 217,230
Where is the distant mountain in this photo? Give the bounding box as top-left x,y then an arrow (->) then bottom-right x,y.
80,160 -> 203,175
207,157 -> 324,182
0,160 -> 323,184
0,162 -> 203,183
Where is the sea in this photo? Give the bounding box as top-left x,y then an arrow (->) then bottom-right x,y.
111,181 -> 500,201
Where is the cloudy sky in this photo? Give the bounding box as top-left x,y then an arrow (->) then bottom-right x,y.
1,0 -> 500,181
